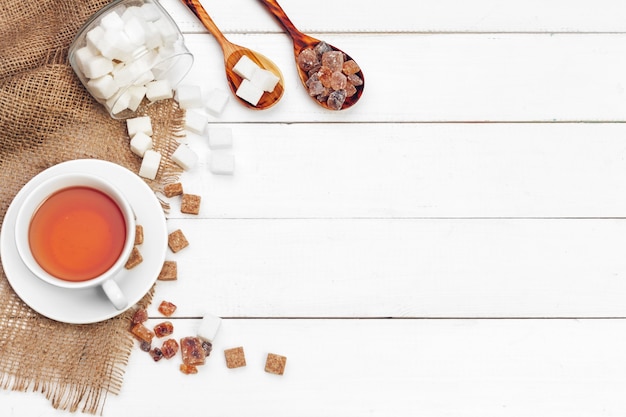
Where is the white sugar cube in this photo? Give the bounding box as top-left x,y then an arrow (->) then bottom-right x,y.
171,144 -> 198,170
99,11 -> 124,31
209,153 -> 235,175
145,79 -> 173,102
73,46 -> 97,74
207,127 -> 232,150
87,74 -> 118,100
112,62 -> 142,87
107,90 -> 131,115
124,17 -> 147,46
232,55 -> 258,80
250,68 -> 280,92
129,131 -> 153,157
196,313 -> 222,343
205,88 -> 229,116
175,85 -> 204,109
139,150 -> 161,180
126,115 -> 153,138
133,70 -> 156,86
142,21 -> 164,50
235,79 -> 264,106
140,2 -> 162,22
81,54 -> 114,79
184,109 -> 208,135
98,29 -> 135,62
153,17 -> 178,46
85,26 -> 105,54
121,6 -> 141,22
126,85 -> 147,112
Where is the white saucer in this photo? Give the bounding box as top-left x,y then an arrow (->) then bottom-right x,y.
0,159 -> 167,324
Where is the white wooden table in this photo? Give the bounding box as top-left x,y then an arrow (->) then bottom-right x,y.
3,0 -> 626,415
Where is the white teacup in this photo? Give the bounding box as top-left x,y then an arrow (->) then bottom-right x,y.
14,173 -> 136,310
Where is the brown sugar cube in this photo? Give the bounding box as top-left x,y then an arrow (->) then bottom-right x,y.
163,182 -> 183,198
124,247 -> 143,269
224,346 -> 246,369
168,229 -> 189,253
265,353 -> 287,375
153,321 -> 174,338
180,337 -> 206,366
158,300 -> 177,317
131,323 -> 154,344
181,193 -> 201,215
179,364 -> 198,375
157,261 -> 178,281
161,339 -> 179,359
149,347 -> 163,362
134,225 -> 144,245
131,307 -> 148,324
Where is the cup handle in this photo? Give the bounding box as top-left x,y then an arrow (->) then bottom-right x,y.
102,279 -> 128,310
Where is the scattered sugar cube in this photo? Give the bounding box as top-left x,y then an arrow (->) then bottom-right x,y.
168,229 -> 189,253
207,127 -> 232,150
196,312 -> 222,344
250,68 -> 280,92
235,79 -> 264,106
129,131 -> 153,157
264,353 -> 287,375
185,109 -> 208,135
146,79 -> 173,102
124,247 -> 143,269
87,74 -> 118,100
81,54 -> 114,79
163,182 -> 183,197
135,225 -> 144,245
205,88 -> 230,116
232,55 -> 258,80
209,154 -> 235,175
224,347 -> 246,369
181,337 -> 206,366
158,300 -> 177,317
157,261 -> 178,281
171,144 -> 198,171
180,194 -> 201,215
175,84 -> 204,109
138,149 -> 161,180
126,115 -> 153,138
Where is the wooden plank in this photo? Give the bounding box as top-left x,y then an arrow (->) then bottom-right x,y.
179,33 -> 626,122
162,0 -> 626,33
148,218 -> 626,318
168,123 -> 626,219
3,319 -> 623,416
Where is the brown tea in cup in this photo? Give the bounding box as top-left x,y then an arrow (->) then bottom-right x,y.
28,186 -> 127,282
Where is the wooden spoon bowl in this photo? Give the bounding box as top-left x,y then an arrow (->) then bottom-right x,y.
258,0 -> 364,111
181,0 -> 284,110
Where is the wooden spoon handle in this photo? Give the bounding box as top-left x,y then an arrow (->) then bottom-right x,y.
181,0 -> 229,47
257,0 -> 316,50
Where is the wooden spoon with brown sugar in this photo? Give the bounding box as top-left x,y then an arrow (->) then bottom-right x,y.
257,0 -> 364,110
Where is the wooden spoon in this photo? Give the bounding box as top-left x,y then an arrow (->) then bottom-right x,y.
257,0 -> 364,111
181,0 -> 284,110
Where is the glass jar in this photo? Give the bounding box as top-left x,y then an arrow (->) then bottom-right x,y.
69,0 -> 193,119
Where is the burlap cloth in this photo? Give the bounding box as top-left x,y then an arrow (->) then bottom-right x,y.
0,0 -> 184,413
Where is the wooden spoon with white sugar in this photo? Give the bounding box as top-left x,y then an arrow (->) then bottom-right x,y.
181,0 -> 285,110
